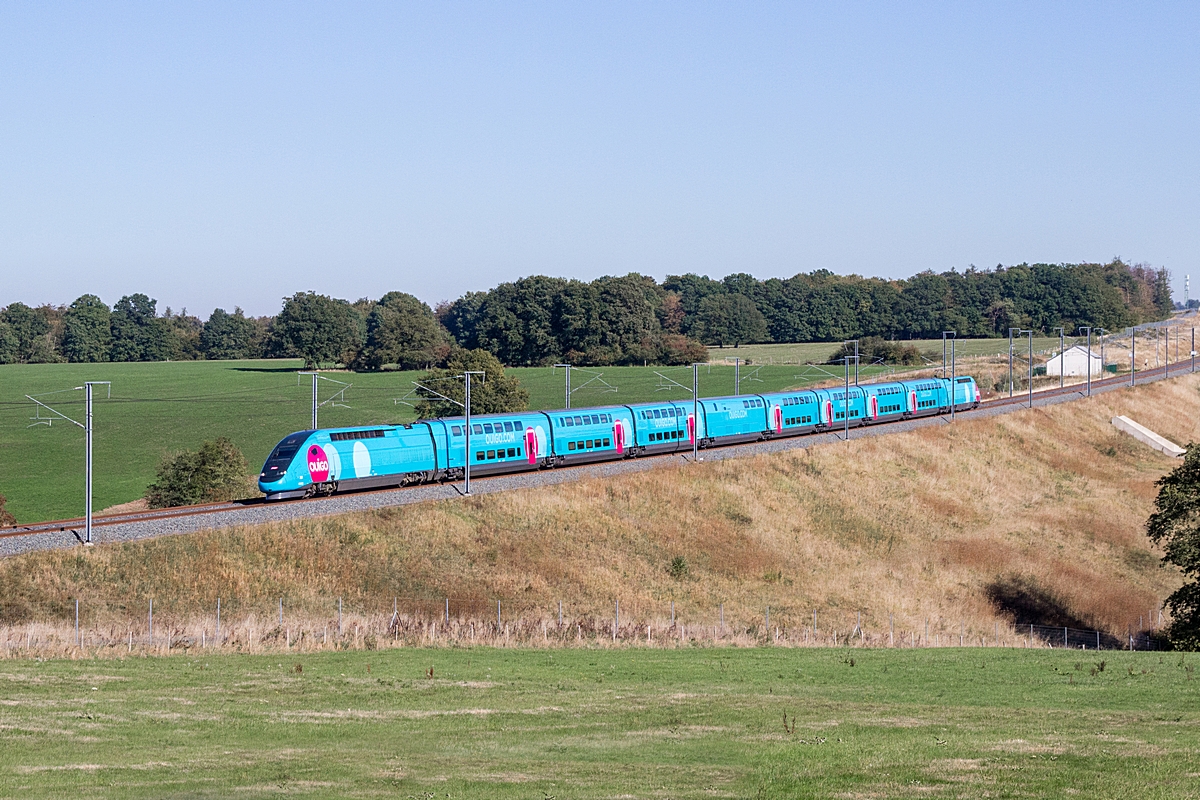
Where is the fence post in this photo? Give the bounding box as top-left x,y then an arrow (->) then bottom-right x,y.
279,597 -> 283,627
338,597 -> 342,637
1063,627 -> 1067,648
670,600 -> 675,627
445,598 -> 449,624
889,613 -> 893,646
765,606 -> 770,632
497,600 -> 501,630
216,597 -> 221,643
1096,630 -> 1100,650
719,603 -> 724,630
75,599 -> 80,647
960,620 -> 963,647
558,600 -> 563,627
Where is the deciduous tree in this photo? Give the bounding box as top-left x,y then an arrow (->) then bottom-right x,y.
414,349 -> 529,418
355,292 -> 450,370
270,292 -> 363,369
61,295 -> 112,363
1146,445 -> 1200,650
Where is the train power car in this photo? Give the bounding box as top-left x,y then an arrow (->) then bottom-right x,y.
258,375 -> 980,500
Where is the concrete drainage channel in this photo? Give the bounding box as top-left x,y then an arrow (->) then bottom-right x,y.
0,365 -> 1189,558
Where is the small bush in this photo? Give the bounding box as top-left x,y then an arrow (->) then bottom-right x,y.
0,494 -> 14,526
669,556 -> 689,579
831,336 -> 923,366
145,437 -> 251,509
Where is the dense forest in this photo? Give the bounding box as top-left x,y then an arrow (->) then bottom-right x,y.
0,260 -> 1173,369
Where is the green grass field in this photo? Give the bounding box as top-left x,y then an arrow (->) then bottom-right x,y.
710,337 -> 1068,365
0,647 -> 1194,798
0,359 -> 902,523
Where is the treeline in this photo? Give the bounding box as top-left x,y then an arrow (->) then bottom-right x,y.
0,260 -> 1172,368
0,291 -> 450,370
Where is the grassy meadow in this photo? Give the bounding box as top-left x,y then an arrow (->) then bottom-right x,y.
0,358 -> 903,523
707,336 -> 1068,365
0,647 -> 1196,799
3,370 -> 1195,648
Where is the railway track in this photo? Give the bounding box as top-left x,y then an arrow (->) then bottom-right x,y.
2,360 -> 1191,547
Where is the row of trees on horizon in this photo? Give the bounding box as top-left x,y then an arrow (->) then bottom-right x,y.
0,260 -> 1173,369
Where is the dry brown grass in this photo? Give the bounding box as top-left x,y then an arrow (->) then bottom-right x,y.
1,373 -> 1195,654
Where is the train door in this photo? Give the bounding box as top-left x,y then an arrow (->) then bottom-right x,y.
908,390 -> 917,413
823,400 -> 833,426
869,395 -> 878,420
772,405 -> 782,433
525,427 -> 538,464
687,414 -> 695,444
613,419 -> 626,454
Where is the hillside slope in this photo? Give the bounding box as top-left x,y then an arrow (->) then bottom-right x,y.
2,375 -> 1196,642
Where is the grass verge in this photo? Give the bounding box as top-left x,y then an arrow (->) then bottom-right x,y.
0,647 -> 1195,799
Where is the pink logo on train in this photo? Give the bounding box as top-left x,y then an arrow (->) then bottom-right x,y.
307,444 -> 330,482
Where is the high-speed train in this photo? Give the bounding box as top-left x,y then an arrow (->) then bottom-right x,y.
257,376 -> 981,500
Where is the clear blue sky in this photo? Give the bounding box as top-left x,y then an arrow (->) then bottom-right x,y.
2,2 -> 1197,317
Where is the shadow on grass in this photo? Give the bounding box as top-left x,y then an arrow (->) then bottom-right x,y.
986,574 -> 1124,648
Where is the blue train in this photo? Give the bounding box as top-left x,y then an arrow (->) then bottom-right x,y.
258,376 -> 981,500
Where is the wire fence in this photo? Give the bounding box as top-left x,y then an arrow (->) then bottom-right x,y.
0,597 -> 1166,657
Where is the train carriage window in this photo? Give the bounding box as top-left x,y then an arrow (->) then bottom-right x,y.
486,450 -> 495,459
502,422 -> 513,432
603,438 -> 611,446
507,448 -> 516,457
585,439 -> 592,448
451,426 -> 462,436
472,424 -> 483,434
567,441 -> 576,450
565,417 -> 575,427
517,447 -> 522,455
475,451 -> 485,461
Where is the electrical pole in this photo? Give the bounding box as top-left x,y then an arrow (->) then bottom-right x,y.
1132,330 -> 1137,386
26,381 -> 110,545
844,356 -> 851,441
854,340 -> 859,385
463,370 -> 484,495
1079,327 -> 1093,396
734,357 -> 740,396
311,373 -> 318,429
693,363 -> 700,462
1027,330 -> 1034,408
1052,327 -> 1065,388
942,331 -> 956,420
554,364 -> 572,409
85,383 -> 94,544
1008,327 -> 1017,396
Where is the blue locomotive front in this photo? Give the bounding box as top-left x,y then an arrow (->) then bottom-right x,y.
258,424 -> 440,500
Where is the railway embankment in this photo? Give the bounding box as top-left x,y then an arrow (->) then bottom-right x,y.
1,373 -> 1196,646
